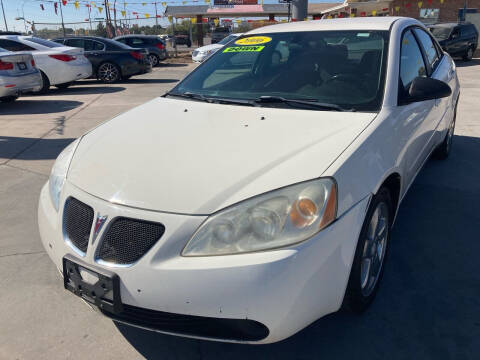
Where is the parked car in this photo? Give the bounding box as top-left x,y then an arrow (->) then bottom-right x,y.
192,33 -> 243,63
0,47 -> 42,102
38,17 -> 459,344
211,26 -> 231,43
52,36 -> 151,83
173,34 -> 191,47
114,35 -> 167,67
0,36 -> 92,93
429,22 -> 478,61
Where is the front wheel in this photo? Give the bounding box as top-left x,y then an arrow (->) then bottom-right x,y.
97,62 -> 121,83
148,54 -> 159,67
343,187 -> 392,313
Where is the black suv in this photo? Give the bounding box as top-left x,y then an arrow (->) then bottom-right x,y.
114,35 -> 168,67
429,22 -> 478,61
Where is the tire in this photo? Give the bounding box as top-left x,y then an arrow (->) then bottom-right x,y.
0,95 -> 18,103
37,71 -> 50,94
148,54 -> 159,67
55,82 -> 72,89
343,187 -> 392,313
463,47 -> 474,61
434,101 -> 457,160
97,62 -> 121,83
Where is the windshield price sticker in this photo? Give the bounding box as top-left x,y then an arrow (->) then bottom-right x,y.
223,46 -> 265,53
235,36 -> 272,45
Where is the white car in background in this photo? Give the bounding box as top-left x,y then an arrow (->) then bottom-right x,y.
0,47 -> 41,102
39,17 -> 459,344
192,33 -> 243,62
0,36 -> 92,93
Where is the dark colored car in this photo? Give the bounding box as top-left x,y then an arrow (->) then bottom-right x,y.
429,22 -> 478,61
52,36 -> 151,83
114,35 -> 167,67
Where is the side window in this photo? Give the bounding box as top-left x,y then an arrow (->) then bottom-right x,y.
130,38 -> 145,46
84,40 -> 94,51
414,28 -> 440,71
399,30 -> 427,98
116,38 -> 127,44
0,39 -> 35,51
451,28 -> 460,39
93,41 -> 104,51
65,38 -> 85,49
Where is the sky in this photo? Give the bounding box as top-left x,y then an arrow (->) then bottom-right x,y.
0,0 -> 339,32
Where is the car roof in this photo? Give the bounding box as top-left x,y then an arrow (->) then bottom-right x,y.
115,35 -> 160,38
247,17 -> 405,34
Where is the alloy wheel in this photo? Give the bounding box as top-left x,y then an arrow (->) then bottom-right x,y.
149,54 -> 158,66
99,63 -> 119,83
360,201 -> 389,297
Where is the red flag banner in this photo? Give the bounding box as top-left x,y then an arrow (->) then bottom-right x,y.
62,0 -> 67,5
54,2 -> 58,14
40,4 -> 44,10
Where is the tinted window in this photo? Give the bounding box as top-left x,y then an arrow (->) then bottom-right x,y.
93,41 -> 104,50
400,30 -> 426,94
23,37 -> 64,48
0,39 -> 35,51
429,26 -> 452,40
116,38 -> 127,44
130,38 -> 146,46
414,28 -> 440,71
172,31 -> 389,111
65,38 -> 85,49
103,38 -> 131,50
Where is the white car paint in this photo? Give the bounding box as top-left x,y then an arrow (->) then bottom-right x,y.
192,33 -> 243,62
0,50 -> 42,98
38,17 -> 460,344
0,36 -> 92,87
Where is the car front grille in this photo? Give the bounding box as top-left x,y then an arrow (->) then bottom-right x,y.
102,303 -> 270,341
97,217 -> 165,265
63,197 -> 94,254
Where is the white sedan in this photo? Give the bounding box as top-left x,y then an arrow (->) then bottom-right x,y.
0,36 -> 92,93
192,33 -> 243,62
38,17 -> 459,344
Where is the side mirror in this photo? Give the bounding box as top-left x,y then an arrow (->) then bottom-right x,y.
451,32 -> 459,39
407,77 -> 452,103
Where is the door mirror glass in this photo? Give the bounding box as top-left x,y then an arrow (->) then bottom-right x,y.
407,77 -> 451,103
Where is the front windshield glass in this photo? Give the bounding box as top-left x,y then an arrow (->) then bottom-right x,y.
218,34 -> 237,45
429,27 -> 453,40
170,30 -> 389,111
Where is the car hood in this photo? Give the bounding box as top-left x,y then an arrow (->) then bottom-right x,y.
196,44 -> 223,53
68,97 -> 375,215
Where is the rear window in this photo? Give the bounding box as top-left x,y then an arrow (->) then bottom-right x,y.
429,26 -> 452,40
103,38 -> 132,50
23,37 -> 64,48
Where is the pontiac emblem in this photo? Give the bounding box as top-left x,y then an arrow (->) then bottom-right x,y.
92,213 -> 108,245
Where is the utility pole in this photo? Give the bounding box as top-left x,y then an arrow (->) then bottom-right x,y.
113,0 -> 118,35
0,0 -> 8,31
59,0 -> 66,38
155,2 -> 159,27
463,0 -> 467,21
88,5 -> 93,31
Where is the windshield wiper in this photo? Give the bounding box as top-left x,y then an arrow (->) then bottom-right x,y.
165,92 -> 256,107
254,96 -> 355,112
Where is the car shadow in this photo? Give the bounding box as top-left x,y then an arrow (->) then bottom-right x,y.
113,136 -> 480,359
157,63 -> 189,68
0,99 -> 83,115
118,78 -> 179,84
454,58 -> 480,67
0,136 -> 76,161
42,85 -> 126,96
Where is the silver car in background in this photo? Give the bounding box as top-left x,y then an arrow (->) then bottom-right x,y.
0,47 -> 41,102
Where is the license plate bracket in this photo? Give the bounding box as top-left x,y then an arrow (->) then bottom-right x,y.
17,62 -> 26,70
63,254 -> 123,314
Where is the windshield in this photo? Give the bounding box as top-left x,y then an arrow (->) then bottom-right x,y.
170,31 -> 389,112
23,37 -> 64,48
429,27 -> 453,40
218,34 -> 238,45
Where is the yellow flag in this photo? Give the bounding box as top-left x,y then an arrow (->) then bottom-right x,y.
440,0 -> 444,3
395,6 -> 400,12
121,10 -> 126,16
349,13 -> 355,17
142,2 -> 146,5
213,18 -> 219,26
327,15 -> 332,19
145,13 -> 150,18
372,10 -> 377,16
74,1 -> 79,9
98,6 -> 103,13
418,1 -> 423,8
205,0 -> 210,4
85,29 -> 89,35
235,19 -> 241,24
191,17 -> 197,24
162,2 -> 167,6
168,15 -> 173,22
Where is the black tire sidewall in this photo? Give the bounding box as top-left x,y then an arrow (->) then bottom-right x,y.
38,71 -> 50,94
343,187 -> 393,313
98,62 -> 120,83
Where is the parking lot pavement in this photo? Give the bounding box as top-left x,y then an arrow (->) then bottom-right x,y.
1,59 -> 479,360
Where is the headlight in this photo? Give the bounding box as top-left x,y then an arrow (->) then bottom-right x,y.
49,138 -> 80,211
182,178 -> 337,256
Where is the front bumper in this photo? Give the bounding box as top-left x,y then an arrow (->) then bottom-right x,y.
38,181 -> 369,343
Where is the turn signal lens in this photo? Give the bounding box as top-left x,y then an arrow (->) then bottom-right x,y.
290,198 -> 318,228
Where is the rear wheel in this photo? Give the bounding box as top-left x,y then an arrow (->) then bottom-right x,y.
0,95 -> 18,103
37,71 -> 50,94
463,47 -> 474,61
148,54 -> 159,67
343,187 -> 392,313
98,62 -> 121,83
55,82 -> 72,90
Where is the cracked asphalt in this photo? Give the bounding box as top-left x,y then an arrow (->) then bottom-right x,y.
1,59 -> 479,360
